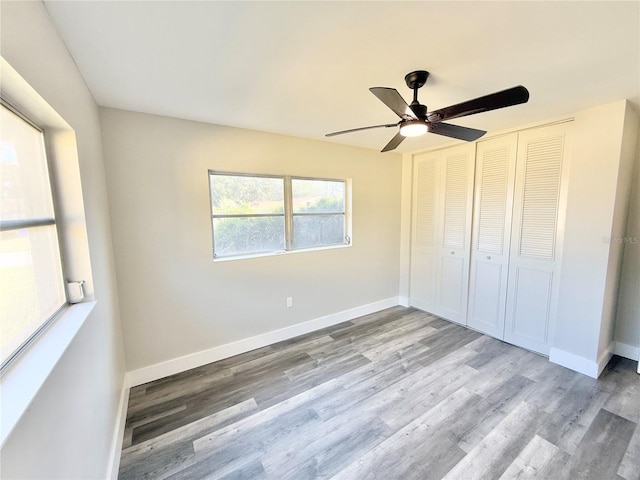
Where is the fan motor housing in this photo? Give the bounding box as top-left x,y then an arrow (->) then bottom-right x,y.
405,70 -> 430,90
410,103 -> 428,119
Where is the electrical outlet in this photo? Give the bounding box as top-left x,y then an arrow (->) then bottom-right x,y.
286,297 -> 293,308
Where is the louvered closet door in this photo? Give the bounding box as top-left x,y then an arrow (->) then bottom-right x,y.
467,133 -> 518,338
409,152 -> 441,312
504,123 -> 571,355
435,144 -> 475,324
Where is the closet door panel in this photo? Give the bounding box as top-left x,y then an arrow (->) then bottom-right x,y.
437,255 -> 465,318
510,267 -> 553,342
470,262 -> 503,328
409,153 -> 440,312
435,145 -> 475,324
505,123 -> 570,355
467,133 -> 518,337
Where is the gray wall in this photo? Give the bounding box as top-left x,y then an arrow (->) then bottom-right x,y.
0,2 -> 126,478
99,108 -> 402,371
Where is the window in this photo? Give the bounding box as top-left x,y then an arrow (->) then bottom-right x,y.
0,103 -> 66,369
209,174 -> 286,257
209,172 -> 350,259
291,178 -> 346,249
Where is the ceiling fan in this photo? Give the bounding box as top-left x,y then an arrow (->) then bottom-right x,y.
326,70 -> 529,152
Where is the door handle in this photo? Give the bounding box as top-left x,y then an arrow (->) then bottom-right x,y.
486,256 -> 492,260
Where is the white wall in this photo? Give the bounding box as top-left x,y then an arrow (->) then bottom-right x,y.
554,101 -> 636,366
615,107 -> 640,357
0,2 -> 126,479
598,103 -> 639,359
99,108 -> 402,372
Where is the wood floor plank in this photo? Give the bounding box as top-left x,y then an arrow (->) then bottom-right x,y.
361,325 -> 437,361
191,385 -> 342,456
191,404 -> 320,474
118,442 -> 194,480
164,453 -> 267,480
378,363 -> 480,431
131,352 -> 318,443
565,408 -> 636,480
230,335 -> 335,375
483,374 -> 537,414
603,380 -> 640,424
120,399 -> 259,470
118,307 -> 640,480
315,344 -> 478,426
348,305 -> 410,326
122,404 -> 187,449
441,401 -> 548,480
329,387 -> 478,480
497,434 -> 567,480
126,369 -> 233,420
618,422 -> 640,480
262,414 -> 392,479
537,384 -> 609,455
308,348 -> 427,421
218,458 -> 269,480
255,353 -> 371,408
451,399 -> 506,454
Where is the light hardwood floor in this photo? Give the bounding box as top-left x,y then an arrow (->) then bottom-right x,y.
118,307 -> 640,480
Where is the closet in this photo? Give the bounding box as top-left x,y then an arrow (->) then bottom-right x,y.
503,124 -> 570,354
410,122 -> 571,355
466,132 -> 518,339
410,143 -> 475,325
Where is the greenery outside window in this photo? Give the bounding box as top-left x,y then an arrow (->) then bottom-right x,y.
291,178 -> 346,249
209,171 -> 350,259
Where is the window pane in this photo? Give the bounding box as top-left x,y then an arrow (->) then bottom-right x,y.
0,226 -> 66,365
210,175 -> 284,215
0,106 -> 54,221
292,179 -> 345,213
292,214 -> 345,249
213,216 -> 285,257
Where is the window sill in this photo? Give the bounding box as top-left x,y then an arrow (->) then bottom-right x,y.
0,301 -> 96,447
213,243 -> 352,262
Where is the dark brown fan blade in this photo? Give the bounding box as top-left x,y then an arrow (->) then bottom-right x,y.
326,123 -> 397,137
381,132 -> 405,152
369,87 -> 417,119
428,122 -> 487,142
428,86 -> 529,123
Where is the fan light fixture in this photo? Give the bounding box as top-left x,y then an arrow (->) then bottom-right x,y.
325,70 -> 529,152
399,120 -> 428,137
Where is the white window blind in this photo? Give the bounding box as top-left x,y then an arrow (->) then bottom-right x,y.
0,103 -> 66,369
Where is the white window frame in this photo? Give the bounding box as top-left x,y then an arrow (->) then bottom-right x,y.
0,58 -> 95,446
209,171 -> 352,260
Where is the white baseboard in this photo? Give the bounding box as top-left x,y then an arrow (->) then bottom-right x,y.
106,384 -> 129,479
614,341 -> 640,361
126,297 -> 401,387
549,347 -> 600,378
398,296 -> 410,308
597,343 -> 615,377
549,342 -> 616,379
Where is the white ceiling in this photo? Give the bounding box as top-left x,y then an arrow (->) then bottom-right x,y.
44,1 -> 639,153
